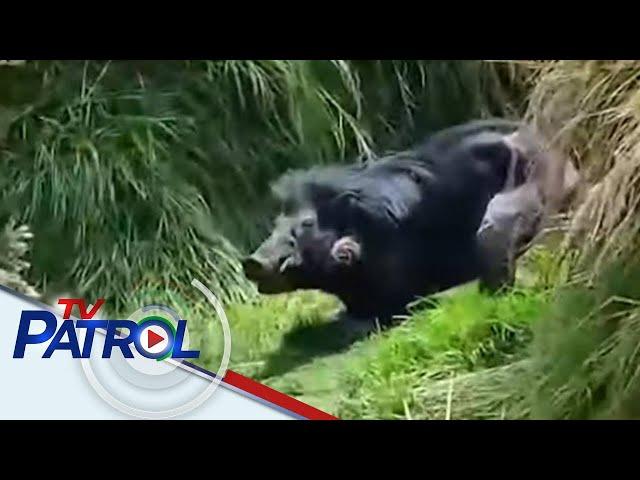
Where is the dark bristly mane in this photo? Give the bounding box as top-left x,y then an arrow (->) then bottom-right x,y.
271,118 -> 523,209
270,149 -> 440,235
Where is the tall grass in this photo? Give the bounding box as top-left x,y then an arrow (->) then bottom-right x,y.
494,61 -> 640,419
0,60 -> 513,310
517,61 -> 640,272
522,261 -> 640,419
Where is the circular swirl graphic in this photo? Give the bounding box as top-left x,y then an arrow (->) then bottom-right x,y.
79,279 -> 231,419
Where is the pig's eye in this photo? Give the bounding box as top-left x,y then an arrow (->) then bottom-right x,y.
301,217 -> 315,228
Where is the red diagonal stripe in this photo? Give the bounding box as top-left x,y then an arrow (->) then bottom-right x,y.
224,370 -> 338,420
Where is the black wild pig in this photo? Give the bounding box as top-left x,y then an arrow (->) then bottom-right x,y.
243,119 -> 576,322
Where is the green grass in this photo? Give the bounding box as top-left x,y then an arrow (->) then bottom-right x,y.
115,243 -> 561,419
63,237 -> 637,420
516,261 -> 640,419
161,277 -> 550,418
336,286 -> 549,419
160,244 -> 563,419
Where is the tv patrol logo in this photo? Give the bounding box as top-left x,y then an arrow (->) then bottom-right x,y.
13,279 -> 231,419
14,299 -> 198,361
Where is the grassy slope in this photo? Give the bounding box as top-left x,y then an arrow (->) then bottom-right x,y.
187,248 -> 554,418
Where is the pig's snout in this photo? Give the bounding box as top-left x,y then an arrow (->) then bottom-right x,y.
242,253 -> 296,294
242,255 -> 270,281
